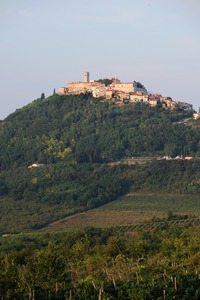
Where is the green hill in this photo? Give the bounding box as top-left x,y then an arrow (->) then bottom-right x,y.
0,93 -> 200,233
0,93 -> 198,168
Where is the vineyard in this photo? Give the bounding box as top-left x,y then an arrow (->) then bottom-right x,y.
115,216 -> 200,233
1,221 -> 200,299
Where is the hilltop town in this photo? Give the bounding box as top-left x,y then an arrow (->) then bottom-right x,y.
59,72 -> 193,111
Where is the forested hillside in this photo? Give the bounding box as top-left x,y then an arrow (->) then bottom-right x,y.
0,93 -> 200,233
1,93 -> 200,298
0,93 -> 199,169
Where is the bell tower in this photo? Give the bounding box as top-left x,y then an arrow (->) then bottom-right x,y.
84,72 -> 89,82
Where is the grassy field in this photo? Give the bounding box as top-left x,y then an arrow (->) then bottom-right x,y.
1,192 -> 200,233
99,192 -> 200,213
47,192 -> 200,230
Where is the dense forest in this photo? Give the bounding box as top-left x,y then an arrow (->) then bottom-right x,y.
0,93 -> 199,170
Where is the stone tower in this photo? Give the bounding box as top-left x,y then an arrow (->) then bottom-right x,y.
84,72 -> 89,83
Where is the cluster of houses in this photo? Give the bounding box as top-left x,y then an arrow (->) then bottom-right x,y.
58,72 -> 193,110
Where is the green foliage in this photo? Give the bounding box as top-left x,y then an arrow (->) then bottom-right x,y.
103,193 -> 200,217
0,94 -> 198,170
1,225 -> 200,299
97,78 -> 112,86
0,94 -> 199,234
41,92 -> 45,99
1,93 -> 200,297
135,81 -> 145,89
0,163 -> 130,233
131,160 -> 200,194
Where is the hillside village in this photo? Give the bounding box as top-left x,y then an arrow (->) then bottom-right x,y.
59,72 -> 193,111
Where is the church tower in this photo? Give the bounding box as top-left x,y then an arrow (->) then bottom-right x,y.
84,72 -> 89,83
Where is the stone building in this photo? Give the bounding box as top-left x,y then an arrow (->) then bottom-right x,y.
130,91 -> 148,103
58,72 -> 106,97
58,72 -> 193,112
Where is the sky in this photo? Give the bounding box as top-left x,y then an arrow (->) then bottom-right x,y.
0,0 -> 200,119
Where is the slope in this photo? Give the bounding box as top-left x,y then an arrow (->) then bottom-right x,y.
0,93 -> 200,233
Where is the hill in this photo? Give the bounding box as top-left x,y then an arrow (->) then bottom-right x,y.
0,93 -> 200,233
0,93 -> 198,168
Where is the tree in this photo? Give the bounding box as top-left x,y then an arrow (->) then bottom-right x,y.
97,78 -> 112,86
135,81 -> 145,89
26,242 -> 67,292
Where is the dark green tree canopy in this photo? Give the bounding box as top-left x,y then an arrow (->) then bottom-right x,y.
97,78 -> 113,86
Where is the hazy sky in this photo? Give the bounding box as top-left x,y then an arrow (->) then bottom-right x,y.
0,0 -> 199,119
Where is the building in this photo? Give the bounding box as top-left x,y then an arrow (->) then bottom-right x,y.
109,81 -> 147,94
193,113 -> 200,120
130,91 -> 148,103
67,81 -> 105,95
58,72 -> 193,111
58,71 -> 106,96
148,95 -> 158,106
59,72 -> 148,98
109,82 -> 135,93
84,72 -> 89,83
58,87 -> 68,95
